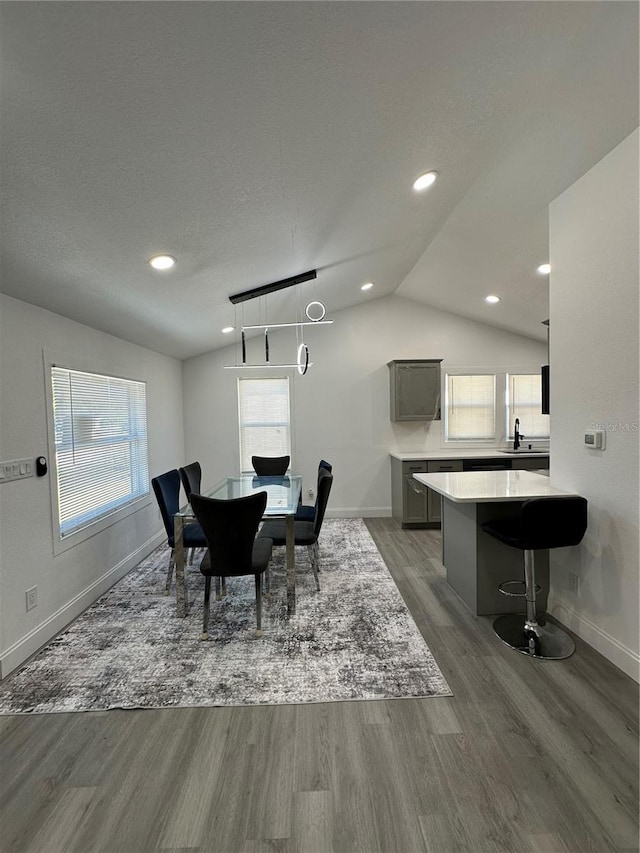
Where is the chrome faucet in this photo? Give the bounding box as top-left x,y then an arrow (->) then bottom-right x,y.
514,417 -> 523,450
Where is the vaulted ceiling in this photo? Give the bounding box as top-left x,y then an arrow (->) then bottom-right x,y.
1,2 -> 637,360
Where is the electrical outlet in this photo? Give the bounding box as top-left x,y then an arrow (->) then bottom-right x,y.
307,489 -> 314,498
568,572 -> 580,594
26,586 -> 38,611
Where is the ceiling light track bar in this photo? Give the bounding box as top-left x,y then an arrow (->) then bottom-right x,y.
242,320 -> 334,330
223,363 -> 314,370
229,269 -> 317,304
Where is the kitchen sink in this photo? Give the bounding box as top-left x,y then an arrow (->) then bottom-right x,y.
499,449 -> 549,454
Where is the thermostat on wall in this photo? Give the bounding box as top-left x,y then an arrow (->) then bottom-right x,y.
584,429 -> 605,450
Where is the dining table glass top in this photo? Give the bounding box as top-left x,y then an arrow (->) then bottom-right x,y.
177,473 -> 303,518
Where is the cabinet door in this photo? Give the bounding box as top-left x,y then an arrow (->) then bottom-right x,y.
427,488 -> 442,524
426,461 -> 463,522
402,461 -> 428,524
403,475 -> 428,524
389,361 -> 442,421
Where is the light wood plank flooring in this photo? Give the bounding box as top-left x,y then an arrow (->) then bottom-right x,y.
0,518 -> 637,852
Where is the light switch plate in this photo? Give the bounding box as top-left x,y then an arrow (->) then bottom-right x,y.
0,458 -> 34,483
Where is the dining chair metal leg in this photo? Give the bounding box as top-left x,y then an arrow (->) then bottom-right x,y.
165,549 -> 175,595
255,574 -> 263,637
201,576 -> 212,641
307,545 -> 320,591
215,576 -> 228,600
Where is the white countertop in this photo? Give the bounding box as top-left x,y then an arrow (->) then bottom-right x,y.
413,469 -> 574,503
390,448 -> 549,461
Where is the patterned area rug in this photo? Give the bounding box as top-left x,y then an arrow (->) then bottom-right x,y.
0,519 -> 451,713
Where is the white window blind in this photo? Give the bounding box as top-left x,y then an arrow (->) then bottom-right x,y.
507,374 -> 550,440
238,377 -> 290,472
445,374 -> 496,441
51,367 -> 149,537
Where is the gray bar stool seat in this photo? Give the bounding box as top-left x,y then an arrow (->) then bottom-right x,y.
481,495 -> 588,660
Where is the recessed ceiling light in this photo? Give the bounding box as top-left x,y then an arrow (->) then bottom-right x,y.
412,171 -> 438,192
485,295 -> 501,303
148,254 -> 176,271
537,263 -> 551,275
361,282 -> 374,291
221,326 -> 234,334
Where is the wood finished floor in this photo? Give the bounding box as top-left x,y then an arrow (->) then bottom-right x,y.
0,517 -> 637,853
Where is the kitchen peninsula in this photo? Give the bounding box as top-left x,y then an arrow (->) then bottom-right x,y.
413,468 -> 575,617
390,449 -> 549,528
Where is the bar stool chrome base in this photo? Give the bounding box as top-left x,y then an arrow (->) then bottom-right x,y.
493,613 -> 575,660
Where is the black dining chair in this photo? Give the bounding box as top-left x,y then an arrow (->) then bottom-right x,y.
179,461 -> 202,500
252,455 -> 290,476
296,459 -> 332,521
178,461 -> 204,564
151,469 -> 208,594
190,491 -> 273,640
258,468 -> 333,591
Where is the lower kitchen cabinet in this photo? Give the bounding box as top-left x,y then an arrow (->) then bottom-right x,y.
391,459 -> 429,527
391,458 -> 463,527
390,454 -> 548,528
425,460 -> 464,523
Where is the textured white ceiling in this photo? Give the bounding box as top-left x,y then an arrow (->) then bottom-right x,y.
1,2 -> 637,360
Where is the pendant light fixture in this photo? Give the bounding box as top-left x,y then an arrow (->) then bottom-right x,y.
223,269 -> 333,373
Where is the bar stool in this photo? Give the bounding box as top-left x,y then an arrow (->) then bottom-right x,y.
481,495 -> 588,660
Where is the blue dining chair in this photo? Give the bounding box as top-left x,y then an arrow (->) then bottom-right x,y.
151,469 -> 207,594
296,459 -> 332,521
179,461 -> 202,500
259,468 -> 333,591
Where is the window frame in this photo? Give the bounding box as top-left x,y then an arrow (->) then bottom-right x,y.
442,366 -> 549,448
44,350 -> 151,555
237,375 -> 292,473
505,372 -> 550,441
443,370 -> 498,444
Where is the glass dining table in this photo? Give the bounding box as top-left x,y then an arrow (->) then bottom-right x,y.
173,473 -> 302,618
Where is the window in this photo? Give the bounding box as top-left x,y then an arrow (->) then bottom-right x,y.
445,373 -> 496,441
51,367 -> 148,538
506,373 -> 550,440
238,377 -> 291,472
444,369 -> 549,445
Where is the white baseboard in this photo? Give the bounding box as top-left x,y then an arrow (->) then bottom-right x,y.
0,532 -> 165,679
325,508 -> 392,518
548,592 -> 640,683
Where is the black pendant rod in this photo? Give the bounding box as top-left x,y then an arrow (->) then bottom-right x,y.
229,269 -> 317,305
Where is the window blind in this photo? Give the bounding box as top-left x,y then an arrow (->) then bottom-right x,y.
507,374 -> 550,439
445,374 -> 496,441
51,367 -> 149,537
238,377 -> 290,472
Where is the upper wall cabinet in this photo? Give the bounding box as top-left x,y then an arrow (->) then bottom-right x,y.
388,359 -> 443,421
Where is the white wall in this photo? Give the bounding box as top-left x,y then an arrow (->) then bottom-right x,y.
182,294 -> 547,515
0,295 -> 185,676
548,129 -> 639,681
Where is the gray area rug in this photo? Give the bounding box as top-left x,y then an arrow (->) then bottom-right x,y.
0,519 -> 451,713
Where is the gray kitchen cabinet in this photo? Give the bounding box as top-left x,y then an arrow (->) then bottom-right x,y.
388,360 -> 442,421
391,458 -> 428,527
511,456 -> 549,471
390,454 -> 548,529
391,457 -> 463,527
425,460 -> 464,523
